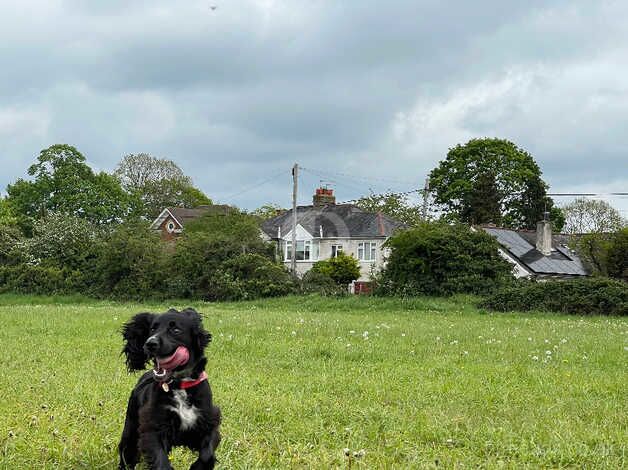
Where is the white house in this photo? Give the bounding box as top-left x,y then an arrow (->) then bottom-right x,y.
260,188 -> 406,282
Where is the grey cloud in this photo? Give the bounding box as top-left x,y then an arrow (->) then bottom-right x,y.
1,0 -> 626,213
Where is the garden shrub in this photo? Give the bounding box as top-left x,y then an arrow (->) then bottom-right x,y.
375,222 -> 513,297
310,253 -> 361,286
479,278 -> 628,316
93,222 -> 170,300
0,265 -> 66,295
301,270 -> 347,296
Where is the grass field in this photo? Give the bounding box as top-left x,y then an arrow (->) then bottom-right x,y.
0,294 -> 626,469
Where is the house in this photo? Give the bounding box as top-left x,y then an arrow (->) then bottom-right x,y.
150,205 -> 233,240
479,216 -> 589,279
260,187 -> 405,282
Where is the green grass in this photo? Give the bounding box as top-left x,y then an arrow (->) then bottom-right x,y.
0,294 -> 626,469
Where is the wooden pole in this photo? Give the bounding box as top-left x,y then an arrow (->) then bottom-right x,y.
291,163 -> 298,275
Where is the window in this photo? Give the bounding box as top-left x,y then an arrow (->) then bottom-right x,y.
331,244 -> 343,258
166,221 -> 176,233
357,242 -> 377,261
285,240 -> 318,261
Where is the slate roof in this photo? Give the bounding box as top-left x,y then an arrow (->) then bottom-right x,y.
261,204 -> 405,239
482,227 -> 589,276
150,205 -> 234,230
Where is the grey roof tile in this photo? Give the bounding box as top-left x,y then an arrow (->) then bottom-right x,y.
261,204 -> 405,239
482,227 -> 588,276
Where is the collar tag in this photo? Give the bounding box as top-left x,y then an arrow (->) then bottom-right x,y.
161,382 -> 170,392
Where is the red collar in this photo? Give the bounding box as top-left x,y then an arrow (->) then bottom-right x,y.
157,371 -> 208,392
179,371 -> 208,389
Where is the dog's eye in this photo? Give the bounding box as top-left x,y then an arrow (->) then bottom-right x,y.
150,324 -> 158,331
171,327 -> 182,335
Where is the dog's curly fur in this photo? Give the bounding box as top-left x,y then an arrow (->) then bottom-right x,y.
119,308 -> 221,470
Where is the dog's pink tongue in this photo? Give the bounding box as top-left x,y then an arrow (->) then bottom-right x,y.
157,346 -> 190,370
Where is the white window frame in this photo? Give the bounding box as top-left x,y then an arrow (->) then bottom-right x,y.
285,240 -> 318,262
166,221 -> 176,233
357,242 -> 377,262
331,244 -> 344,258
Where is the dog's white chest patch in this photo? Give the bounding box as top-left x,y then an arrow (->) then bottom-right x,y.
168,390 -> 199,431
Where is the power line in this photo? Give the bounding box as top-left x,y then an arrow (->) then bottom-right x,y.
300,166 -> 416,186
223,169 -> 288,201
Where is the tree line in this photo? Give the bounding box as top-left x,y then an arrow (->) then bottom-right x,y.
1,139 -> 625,302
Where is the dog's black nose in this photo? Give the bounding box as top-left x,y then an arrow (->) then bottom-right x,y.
145,336 -> 160,353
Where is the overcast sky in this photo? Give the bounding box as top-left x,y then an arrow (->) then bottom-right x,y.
1,0 -> 627,214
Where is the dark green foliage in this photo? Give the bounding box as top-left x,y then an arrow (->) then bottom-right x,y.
429,138 -> 559,229
92,222 -> 170,300
479,278 -> 628,316
0,265 -> 66,295
300,270 -> 348,296
167,211 -> 292,300
576,228 -> 628,279
310,253 -> 361,285
375,222 -> 513,296
606,228 -> 628,281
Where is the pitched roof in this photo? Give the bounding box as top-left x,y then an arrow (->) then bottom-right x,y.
261,204 -> 405,239
481,226 -> 589,276
150,205 -> 233,230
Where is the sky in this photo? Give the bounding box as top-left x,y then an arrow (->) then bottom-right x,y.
1,0 -> 627,214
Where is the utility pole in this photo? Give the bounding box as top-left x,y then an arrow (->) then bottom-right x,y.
291,163 -> 298,275
421,177 -> 430,221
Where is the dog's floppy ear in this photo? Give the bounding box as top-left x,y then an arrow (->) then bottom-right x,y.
121,312 -> 155,372
182,308 -> 212,352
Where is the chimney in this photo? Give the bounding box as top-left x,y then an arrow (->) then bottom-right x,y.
313,187 -> 335,207
536,212 -> 552,256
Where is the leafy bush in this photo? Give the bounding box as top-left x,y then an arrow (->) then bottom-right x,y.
0,225 -> 23,265
310,253 -> 361,286
301,270 -> 347,296
479,278 -> 628,316
607,228 -> 628,281
220,254 -> 296,300
21,213 -> 102,270
375,222 -> 513,297
0,265 -> 66,295
92,222 -> 170,300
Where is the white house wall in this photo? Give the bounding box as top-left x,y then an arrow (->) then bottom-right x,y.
279,238 -> 389,281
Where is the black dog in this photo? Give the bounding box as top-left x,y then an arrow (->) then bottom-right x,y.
119,308 -> 221,469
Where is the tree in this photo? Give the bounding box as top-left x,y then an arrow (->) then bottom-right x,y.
428,138 -> 559,229
355,192 -> 423,226
251,203 -> 285,220
375,222 -> 513,296
606,228 -> 628,281
561,198 -> 625,234
114,153 -> 212,218
0,197 -> 17,227
6,144 -> 136,230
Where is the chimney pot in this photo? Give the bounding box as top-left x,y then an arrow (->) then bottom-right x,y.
313,187 -> 335,207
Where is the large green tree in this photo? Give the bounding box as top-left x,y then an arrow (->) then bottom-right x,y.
6,144 -> 136,230
429,138 -> 559,229
114,153 -> 212,218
